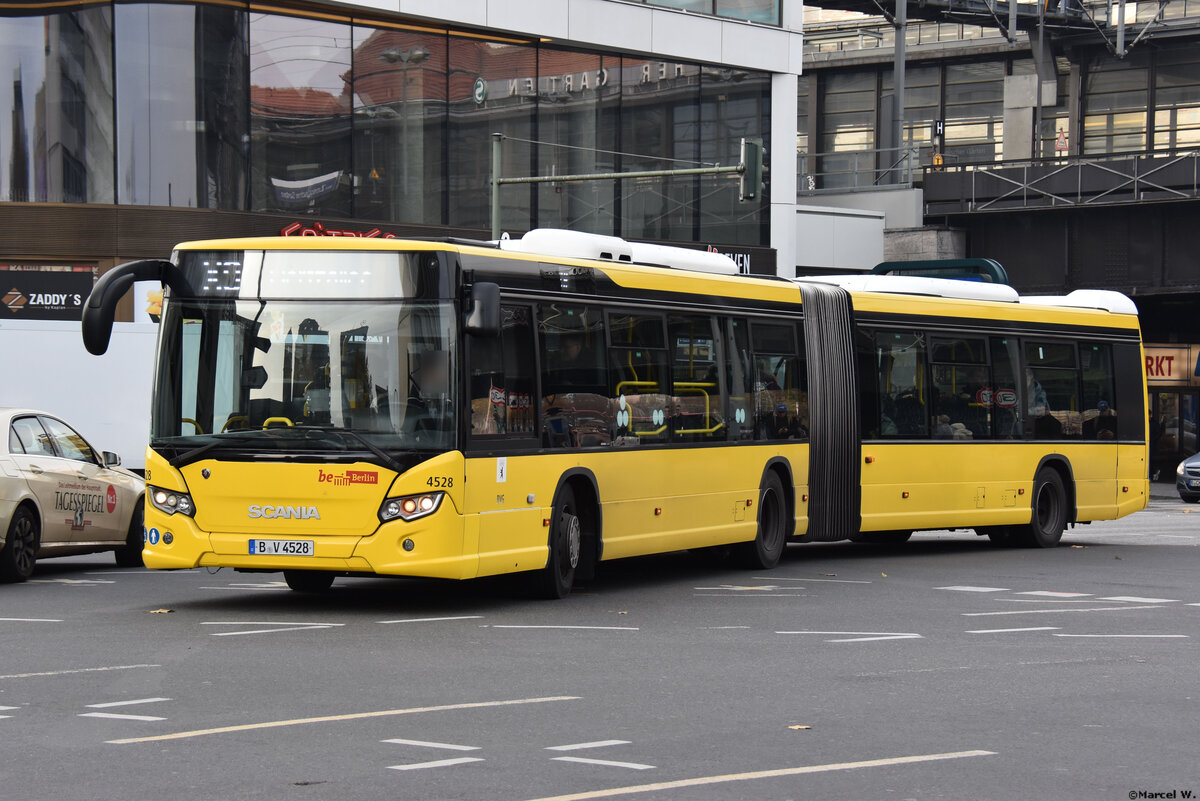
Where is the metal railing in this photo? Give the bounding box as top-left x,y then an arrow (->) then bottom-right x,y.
797,146 -> 920,195
922,149 -> 1200,212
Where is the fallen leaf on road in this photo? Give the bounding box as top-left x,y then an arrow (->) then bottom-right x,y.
1070,545 -> 1086,549
1114,556 -> 1122,560
618,611 -> 628,615
148,609 -> 174,614
788,725 -> 812,730
823,573 -> 836,577
881,572 -> 887,578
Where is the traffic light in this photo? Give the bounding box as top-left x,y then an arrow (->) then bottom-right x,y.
739,137 -> 764,202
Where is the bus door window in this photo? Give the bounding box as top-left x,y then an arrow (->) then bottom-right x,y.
929,335 -> 988,440
724,318 -> 754,442
989,337 -> 1022,439
1024,341 -> 1080,439
1080,344 -> 1117,440
607,311 -> 668,447
537,304 -> 610,448
875,330 -> 929,438
668,315 -> 723,442
856,326 -> 882,439
750,321 -> 806,441
468,305 -> 537,440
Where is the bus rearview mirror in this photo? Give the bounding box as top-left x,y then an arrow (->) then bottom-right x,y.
465,282 -> 501,337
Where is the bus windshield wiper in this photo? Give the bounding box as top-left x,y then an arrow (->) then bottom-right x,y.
292,425 -> 407,474
168,433 -> 265,469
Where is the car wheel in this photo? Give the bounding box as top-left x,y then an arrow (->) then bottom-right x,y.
284,570 -> 335,593
114,501 -> 145,567
1,506 -> 39,583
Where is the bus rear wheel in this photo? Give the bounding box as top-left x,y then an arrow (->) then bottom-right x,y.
1015,468 -> 1068,548
736,472 -> 787,569
284,570 -> 335,593
532,485 -> 581,599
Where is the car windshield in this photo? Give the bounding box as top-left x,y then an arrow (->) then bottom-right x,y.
151,298 -> 457,463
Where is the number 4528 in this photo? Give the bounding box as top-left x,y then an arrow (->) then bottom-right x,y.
427,476 -> 453,488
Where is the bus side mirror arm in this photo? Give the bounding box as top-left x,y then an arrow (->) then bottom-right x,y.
464,281 -> 501,337
82,259 -> 188,355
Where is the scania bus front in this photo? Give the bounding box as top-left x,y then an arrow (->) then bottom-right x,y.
86,239 -> 494,592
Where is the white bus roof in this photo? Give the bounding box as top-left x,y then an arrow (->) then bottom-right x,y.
496,229 -> 739,274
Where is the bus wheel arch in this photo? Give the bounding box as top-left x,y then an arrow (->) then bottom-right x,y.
760,458 -> 796,539
535,469 -> 601,598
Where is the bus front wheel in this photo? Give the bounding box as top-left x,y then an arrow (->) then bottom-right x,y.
284,570 -> 335,593
736,472 -> 787,569
1016,468 -> 1068,548
532,485 -> 580,599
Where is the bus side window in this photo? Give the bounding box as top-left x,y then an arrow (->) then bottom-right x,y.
468,305 -> 536,439
750,321 -> 805,441
876,330 -> 929,438
929,335 -> 988,441
856,326 -> 881,439
1024,340 -> 1080,440
990,337 -> 1022,439
607,311 -> 668,447
668,315 -> 724,443
537,304 -> 611,448
725,317 -> 754,442
1080,343 -> 1117,440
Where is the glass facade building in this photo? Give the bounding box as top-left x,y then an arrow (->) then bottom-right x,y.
0,2 -> 771,247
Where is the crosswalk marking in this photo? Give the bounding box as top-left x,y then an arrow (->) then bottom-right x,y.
936,586 -> 1008,593
387,757 -> 484,771
1015,591 -> 1092,598
79,712 -> 167,721
552,756 -> 656,770
381,738 -> 480,751
1098,596 -> 1180,604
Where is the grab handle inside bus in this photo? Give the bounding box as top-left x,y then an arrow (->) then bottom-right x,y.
82,259 -> 189,355
464,281 -> 501,337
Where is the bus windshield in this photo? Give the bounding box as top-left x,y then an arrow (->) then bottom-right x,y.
151,297 -> 457,464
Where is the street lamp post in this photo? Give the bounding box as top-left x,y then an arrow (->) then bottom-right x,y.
379,44 -> 430,222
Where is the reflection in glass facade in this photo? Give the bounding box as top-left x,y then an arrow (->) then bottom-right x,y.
1,7 -> 114,203
0,3 -> 771,247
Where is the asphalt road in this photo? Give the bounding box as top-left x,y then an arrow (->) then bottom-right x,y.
2,494 -> 1197,801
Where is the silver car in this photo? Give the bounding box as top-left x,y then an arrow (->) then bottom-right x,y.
1,408 -> 145,582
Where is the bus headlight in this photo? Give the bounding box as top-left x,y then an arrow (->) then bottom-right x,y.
380,491 -> 444,522
149,485 -> 196,517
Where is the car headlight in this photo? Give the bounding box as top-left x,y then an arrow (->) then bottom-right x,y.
1179,461 -> 1187,476
379,491 -> 444,522
148,485 -> 196,516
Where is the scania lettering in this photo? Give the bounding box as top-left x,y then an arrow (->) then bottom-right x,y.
81,230 -> 1148,597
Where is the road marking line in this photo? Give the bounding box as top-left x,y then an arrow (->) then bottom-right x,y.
1052,634 -> 1189,639
546,740 -> 631,751
201,621 -> 343,627
201,586 -> 291,592
961,605 -> 1164,617
0,705 -> 18,710
1098,596 -> 1180,604
377,616 -> 483,624
0,715 -> 11,719
381,738 -> 481,751
0,617 -> 63,622
699,626 -> 751,630
693,594 -> 811,598
966,627 -> 1062,634
1000,599 -> 1101,603
28,578 -> 115,585
86,698 -> 171,709
552,757 -> 655,770
106,696 -> 580,744
488,625 -> 639,631
0,664 -> 160,680
756,577 -> 872,583
1189,603 -> 1200,607
387,757 -> 484,771
1015,591 -> 1092,597
79,712 -> 167,722
693,585 -> 778,591
210,625 -> 335,636
521,749 -> 997,801
936,586 -> 1009,592
777,631 -> 922,642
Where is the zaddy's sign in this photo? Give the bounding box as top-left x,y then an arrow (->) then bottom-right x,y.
281,222 -> 398,239
1,268 -> 94,321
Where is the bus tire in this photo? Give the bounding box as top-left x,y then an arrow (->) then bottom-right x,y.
736,472 -> 787,569
114,501 -> 145,567
532,485 -> 580,599
284,570 -> 335,593
0,505 -> 38,583
1016,468 -> 1068,548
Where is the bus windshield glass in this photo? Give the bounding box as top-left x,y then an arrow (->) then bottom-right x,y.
151,297 -> 458,462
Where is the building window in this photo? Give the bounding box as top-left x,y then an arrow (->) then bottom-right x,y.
942,61 -> 1004,165
1082,51 -> 1149,155
818,71 -> 877,189
249,12 -> 352,216
0,7 -> 114,203
352,26 -> 447,225
1154,46 -> 1200,151
698,66 -> 770,245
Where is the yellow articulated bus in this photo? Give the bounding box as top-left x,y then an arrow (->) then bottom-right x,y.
81,229 -> 1147,596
